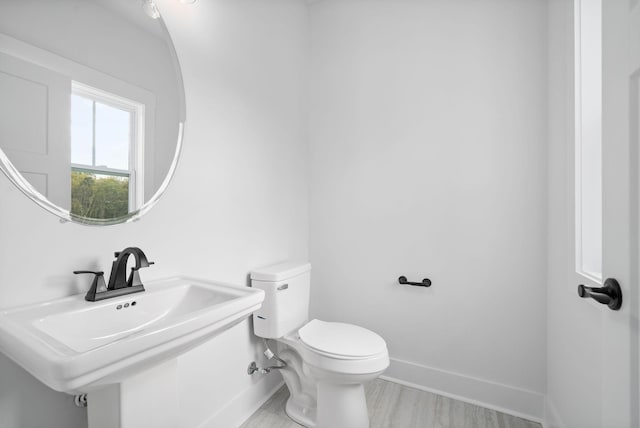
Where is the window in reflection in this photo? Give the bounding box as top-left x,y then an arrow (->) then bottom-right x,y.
70,82 -> 144,219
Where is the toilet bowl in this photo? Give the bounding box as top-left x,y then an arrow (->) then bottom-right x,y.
251,262 -> 389,428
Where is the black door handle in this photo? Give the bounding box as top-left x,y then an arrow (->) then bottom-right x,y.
577,278 -> 622,310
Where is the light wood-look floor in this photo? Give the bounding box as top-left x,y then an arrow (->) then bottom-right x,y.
240,379 -> 542,428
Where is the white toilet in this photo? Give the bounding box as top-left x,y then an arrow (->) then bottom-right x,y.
250,262 -> 389,428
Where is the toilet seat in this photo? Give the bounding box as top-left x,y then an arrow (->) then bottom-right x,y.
298,319 -> 387,359
284,319 -> 389,377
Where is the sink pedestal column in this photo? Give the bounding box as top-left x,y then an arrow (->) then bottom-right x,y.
87,359 -> 178,428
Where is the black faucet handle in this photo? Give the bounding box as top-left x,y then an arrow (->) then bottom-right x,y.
74,270 -> 107,301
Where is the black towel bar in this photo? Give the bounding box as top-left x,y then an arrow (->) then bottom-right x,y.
398,276 -> 431,287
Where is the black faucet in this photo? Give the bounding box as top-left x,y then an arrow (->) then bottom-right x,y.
74,247 -> 154,302
107,247 -> 154,290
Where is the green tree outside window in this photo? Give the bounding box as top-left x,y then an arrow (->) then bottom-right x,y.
71,171 -> 129,219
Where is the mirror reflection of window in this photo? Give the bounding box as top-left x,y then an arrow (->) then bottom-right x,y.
70,82 -> 144,219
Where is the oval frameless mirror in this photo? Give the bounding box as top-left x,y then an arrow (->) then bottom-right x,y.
0,0 -> 185,225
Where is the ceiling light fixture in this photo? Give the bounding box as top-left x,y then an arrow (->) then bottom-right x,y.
142,0 -> 160,19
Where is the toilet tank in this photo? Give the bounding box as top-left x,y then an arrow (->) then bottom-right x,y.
250,261 -> 311,339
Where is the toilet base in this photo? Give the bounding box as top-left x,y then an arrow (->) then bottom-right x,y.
285,396 -> 316,427
284,381 -> 370,428
275,332 -> 387,428
316,381 -> 369,428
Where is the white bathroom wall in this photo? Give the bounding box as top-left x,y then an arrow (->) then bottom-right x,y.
545,0 -> 603,427
308,0 -> 548,420
0,0 -> 308,427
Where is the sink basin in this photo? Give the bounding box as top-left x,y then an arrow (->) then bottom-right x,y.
0,276 -> 264,394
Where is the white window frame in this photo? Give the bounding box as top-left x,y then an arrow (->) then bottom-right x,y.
71,81 -> 145,211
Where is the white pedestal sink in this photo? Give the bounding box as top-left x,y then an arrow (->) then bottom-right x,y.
0,277 -> 264,427
87,359 -> 180,428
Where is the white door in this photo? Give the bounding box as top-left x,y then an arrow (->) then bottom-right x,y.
0,51 -> 71,210
599,0 -> 639,426
574,0 -> 639,426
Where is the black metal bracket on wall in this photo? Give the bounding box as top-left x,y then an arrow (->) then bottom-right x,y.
398,276 -> 431,287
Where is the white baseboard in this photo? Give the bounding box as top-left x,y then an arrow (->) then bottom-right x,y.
380,357 -> 546,424
197,373 -> 284,428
